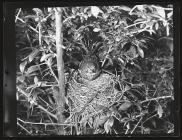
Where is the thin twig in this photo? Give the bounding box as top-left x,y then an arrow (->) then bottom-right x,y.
143,113 -> 158,124
124,21 -> 148,29
17,121 -> 32,135
15,8 -> 21,23
17,118 -> 75,126
17,17 -> 39,33
17,86 -> 58,120
38,22 -> 42,46
141,95 -> 172,104
151,5 -> 173,11
130,116 -> 143,134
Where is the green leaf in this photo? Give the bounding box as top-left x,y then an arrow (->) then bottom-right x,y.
33,8 -> 43,15
34,76 -> 39,85
157,104 -> 163,118
93,28 -> 101,32
156,8 -> 166,18
91,6 -> 103,18
119,6 -> 131,12
93,115 -> 108,128
26,65 -> 39,74
29,48 -> 40,62
19,61 -> 28,73
104,119 -> 111,133
40,53 -> 53,62
118,101 -> 132,111
137,46 -> 144,58
17,75 -> 25,83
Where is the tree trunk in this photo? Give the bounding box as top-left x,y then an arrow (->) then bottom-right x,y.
55,7 -> 65,135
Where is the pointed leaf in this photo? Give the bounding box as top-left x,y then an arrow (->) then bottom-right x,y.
118,101 -> 132,111
104,119 -> 110,133
40,53 -> 53,62
137,46 -> 144,58
34,76 -> 39,84
119,6 -> 131,12
29,48 -> 39,62
93,28 -> 101,32
26,65 -> 39,74
156,8 -> 166,18
91,6 -> 103,18
157,104 -> 163,118
19,61 -> 28,73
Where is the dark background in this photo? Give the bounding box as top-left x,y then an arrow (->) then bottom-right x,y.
3,0 -> 181,137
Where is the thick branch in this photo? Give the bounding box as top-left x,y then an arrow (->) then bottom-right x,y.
55,7 -> 66,135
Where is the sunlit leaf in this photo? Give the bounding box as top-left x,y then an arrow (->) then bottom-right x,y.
93,28 -> 101,32
134,18 -> 146,23
19,61 -> 28,73
93,115 -> 108,128
17,75 -> 25,83
137,46 -> 144,58
104,119 -> 111,133
156,8 -> 166,18
155,22 -> 159,30
157,104 -> 163,118
166,24 -> 169,36
118,101 -> 132,111
34,76 -> 39,84
91,6 -> 103,18
40,53 -> 53,62
33,8 -> 43,15
167,11 -> 173,18
26,65 -> 39,74
29,48 -> 40,62
119,6 -> 131,12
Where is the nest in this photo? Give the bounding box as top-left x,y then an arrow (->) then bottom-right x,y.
66,72 -> 123,134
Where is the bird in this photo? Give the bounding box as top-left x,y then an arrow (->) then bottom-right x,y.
78,54 -> 101,81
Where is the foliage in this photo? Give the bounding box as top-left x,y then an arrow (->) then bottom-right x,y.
16,4 -> 174,135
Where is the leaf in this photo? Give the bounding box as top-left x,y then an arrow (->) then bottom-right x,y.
156,8 -> 166,18
91,6 -> 103,18
155,22 -> 159,30
34,76 -> 39,84
134,18 -> 145,23
167,11 -> 173,18
118,101 -> 132,111
40,53 -> 53,62
119,6 -> 131,12
166,25 -> 169,36
17,75 -> 25,83
118,58 -> 125,65
19,61 -> 28,73
33,8 -> 43,15
93,115 -> 108,128
157,104 -> 163,118
93,28 -> 101,32
137,46 -> 144,58
24,15 -> 38,19
29,48 -> 40,62
104,119 -> 111,133
124,85 -> 131,92
26,65 -> 39,74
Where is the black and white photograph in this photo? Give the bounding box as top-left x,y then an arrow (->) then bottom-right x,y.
9,3 -> 178,136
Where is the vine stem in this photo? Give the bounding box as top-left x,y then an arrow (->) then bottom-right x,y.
130,116 -> 143,134
141,95 -> 172,104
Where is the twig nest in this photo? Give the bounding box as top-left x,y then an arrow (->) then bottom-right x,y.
67,72 -> 122,120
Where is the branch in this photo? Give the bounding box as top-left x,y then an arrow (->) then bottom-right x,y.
15,8 -> 22,23
151,5 -> 173,11
17,86 -> 58,120
130,116 -> 143,134
17,118 -> 75,126
141,95 -> 172,104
